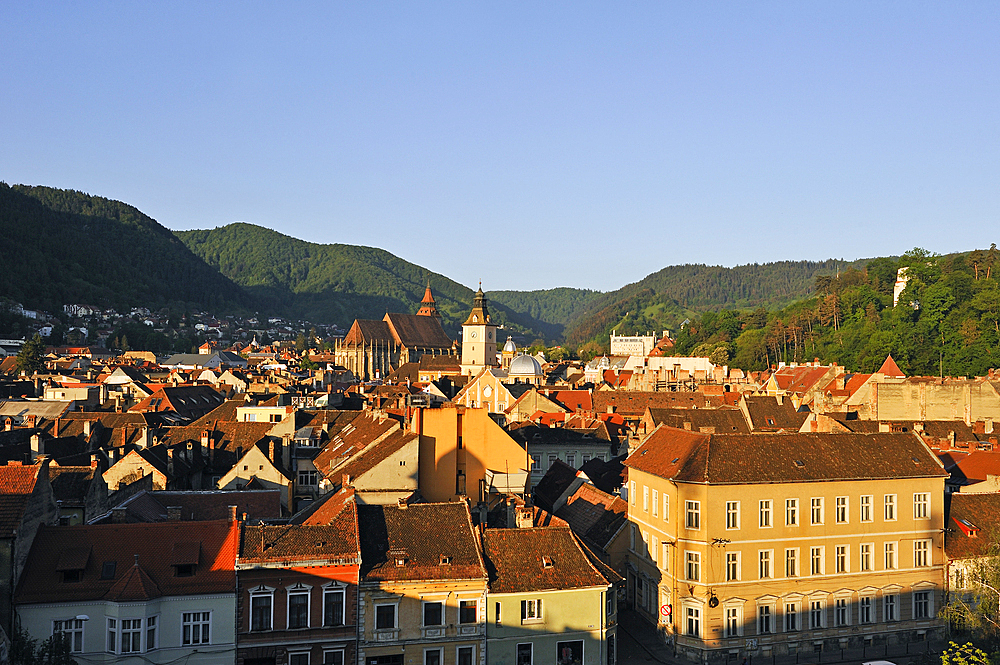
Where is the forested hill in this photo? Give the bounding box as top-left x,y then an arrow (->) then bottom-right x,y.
176,223 -> 563,338
562,259 -> 868,345
0,184 -> 252,314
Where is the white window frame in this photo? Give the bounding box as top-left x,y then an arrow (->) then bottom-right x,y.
860,543 -> 873,572
652,489 -> 659,517
884,542 -> 897,570
323,582 -> 346,627
835,545 -> 849,574
521,598 -> 543,624
515,643 -> 533,665
684,603 -> 702,637
375,602 -> 399,630
459,598 -> 479,625
785,548 -> 798,578
52,619 -> 84,653
120,617 -> 143,654
858,595 -> 874,624
810,546 -> 824,576
757,602 -> 774,634
629,481 -> 636,506
759,550 -> 772,579
913,589 -> 933,619
808,597 -> 826,629
643,486 -> 649,512
106,618 -> 116,653
834,597 -> 850,627
146,615 -> 158,652
181,611 -> 211,646
914,539 -> 931,567
724,603 -> 743,638
685,500 -> 701,530
835,496 -> 848,523
726,552 -> 740,581
287,583 -> 312,630
663,493 -> 669,522
759,500 -> 772,528
456,645 -> 475,665
423,647 -> 444,665
883,593 -> 898,622
323,650 -> 346,665
422,599 -> 445,627
784,601 -> 800,632
289,650 -> 311,665
860,494 -> 873,522
884,494 -> 897,521
250,585 -> 275,632
685,551 -> 701,582
726,501 -> 740,530
785,498 -> 798,526
913,493 -> 930,520
810,497 -> 824,525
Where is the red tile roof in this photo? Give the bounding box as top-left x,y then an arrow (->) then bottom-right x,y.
240,504 -> 360,564
946,492 -> 1000,560
0,463 -> 42,533
15,519 -> 238,604
626,425 -> 948,484
878,354 -> 906,378
483,527 -> 614,594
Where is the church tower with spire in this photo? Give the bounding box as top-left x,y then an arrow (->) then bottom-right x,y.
460,283 -> 498,375
416,283 -> 442,318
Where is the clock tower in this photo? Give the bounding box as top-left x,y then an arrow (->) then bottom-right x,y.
461,284 -> 498,375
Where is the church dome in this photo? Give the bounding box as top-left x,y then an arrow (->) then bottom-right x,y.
503,337 -> 517,353
508,353 -> 542,376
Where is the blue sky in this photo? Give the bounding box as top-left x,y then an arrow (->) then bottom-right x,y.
3,3 -> 999,292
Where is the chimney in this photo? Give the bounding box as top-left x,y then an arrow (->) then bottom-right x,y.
228,505 -> 238,523
83,420 -> 92,439
115,395 -> 122,413
30,434 -> 42,461
208,435 -> 215,464
683,421 -> 692,431
90,454 -> 99,469
879,423 -> 891,433
138,426 -> 150,449
515,506 -> 533,528
25,415 -> 37,428
167,448 -> 175,476
988,419 -> 995,435
53,418 -> 60,438
397,497 -> 408,510
3,419 -> 10,432
201,429 -> 210,448
112,507 -> 128,524
166,506 -> 182,521
268,439 -> 276,463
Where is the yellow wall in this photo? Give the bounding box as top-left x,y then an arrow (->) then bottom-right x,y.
413,408 -> 528,503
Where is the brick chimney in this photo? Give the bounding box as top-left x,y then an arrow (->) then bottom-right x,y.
53,418 -> 60,438
112,507 -> 128,524
515,506 -> 533,528
83,420 -> 92,439
30,434 -> 42,461
228,505 -> 238,523
3,418 -> 10,432
166,506 -> 182,521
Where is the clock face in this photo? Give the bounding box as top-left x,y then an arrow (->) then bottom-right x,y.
487,331 -> 493,340
470,331 -> 477,340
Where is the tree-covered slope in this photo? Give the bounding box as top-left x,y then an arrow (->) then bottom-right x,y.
177,223 -> 564,338
563,259 -> 868,345
0,184 -> 251,314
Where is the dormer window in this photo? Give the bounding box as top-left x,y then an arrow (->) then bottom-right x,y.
542,556 -> 554,569
171,541 -> 201,577
440,555 -> 452,565
56,546 -> 91,583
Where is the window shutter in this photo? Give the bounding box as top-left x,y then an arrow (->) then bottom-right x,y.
537,599 -> 542,617
520,600 -> 527,620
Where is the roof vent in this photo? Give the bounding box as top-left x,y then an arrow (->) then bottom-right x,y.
794,460 -> 805,468
911,457 -> 921,465
542,556 -> 554,569
440,555 -> 452,565
671,457 -> 680,464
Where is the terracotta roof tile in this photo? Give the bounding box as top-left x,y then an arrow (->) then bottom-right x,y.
483,527 -> 612,594
945,492 -> 1000,560
240,506 -> 359,563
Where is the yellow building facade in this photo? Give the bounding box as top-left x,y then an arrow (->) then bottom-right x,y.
623,426 -> 948,662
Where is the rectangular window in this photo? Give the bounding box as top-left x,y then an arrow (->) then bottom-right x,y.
146,616 -> 157,652
759,550 -> 772,579
424,648 -> 443,665
759,500 -> 772,528
884,494 -> 896,521
298,469 -> 318,486
758,605 -> 772,634
859,597 -> 873,624
836,496 -> 848,523
663,494 -> 669,521
424,601 -> 443,627
726,552 -> 739,581
785,603 -> 798,632
376,604 -> 397,630
549,454 -> 559,469
643,486 -> 649,512
835,545 -> 848,573
251,593 -> 272,631
810,546 -> 823,575
324,651 -> 345,665
726,501 -> 740,530
629,481 -> 636,505
289,590 -> 310,629
785,548 -> 798,577
884,594 -> 898,622
786,498 -> 798,526
686,606 -> 701,637
565,454 -> 575,468
516,643 -> 533,665
555,641 -> 583,665
860,495 -> 873,522
835,598 -> 849,626
686,551 -> 701,582
652,489 -> 659,517
662,542 -> 670,571
652,536 -> 659,564
885,542 -> 896,570
860,543 -> 872,571
914,539 -> 931,567
52,619 -> 84,653
725,607 -> 740,638
811,497 -> 824,524
914,591 -> 931,619
521,599 -> 542,623
457,646 -> 474,665
324,588 -> 345,626
182,612 -> 211,645
459,600 -> 478,624
809,600 -> 824,629
686,501 -> 700,530
107,618 -> 116,653
530,455 -> 541,470
914,493 -> 930,519
121,618 -> 142,653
